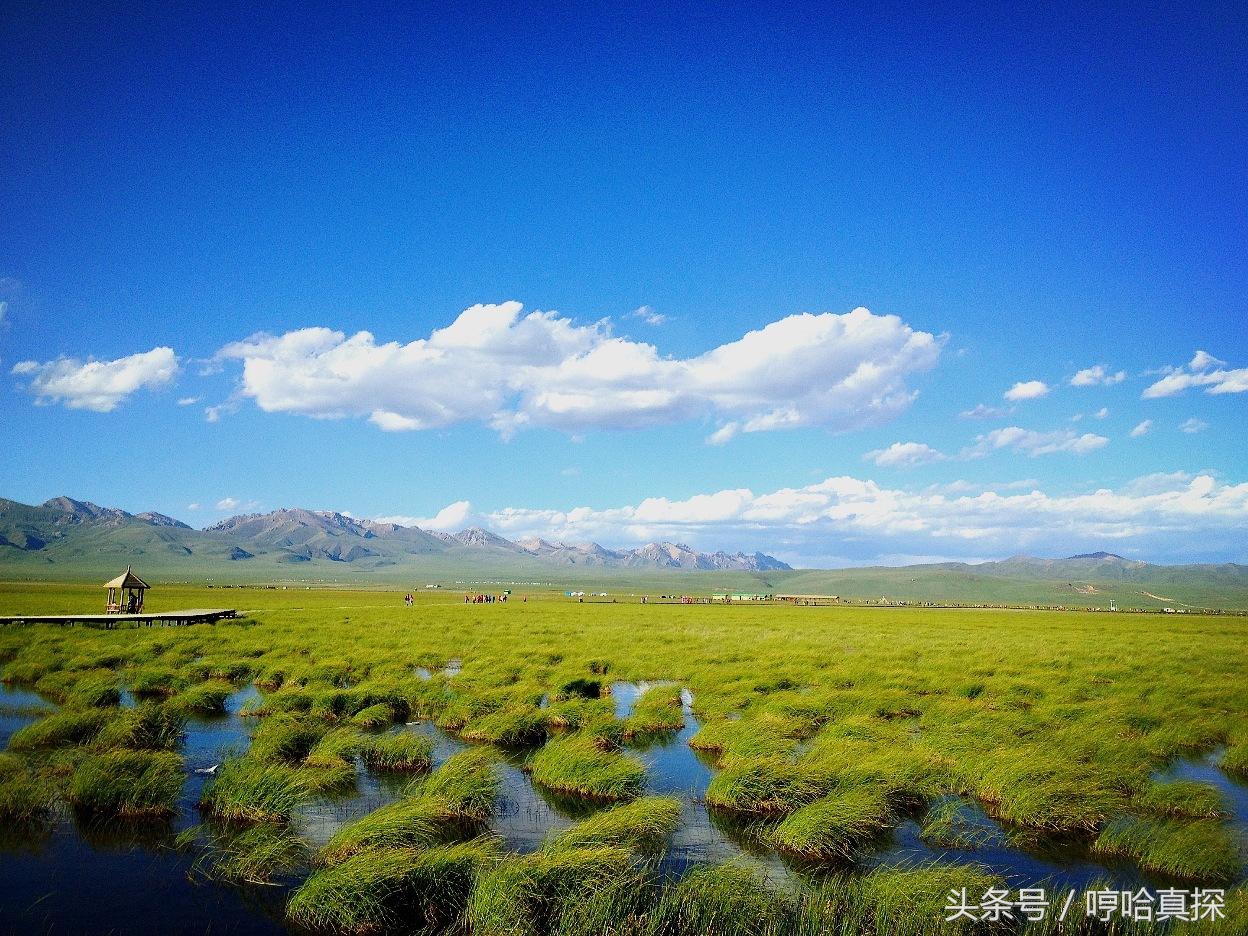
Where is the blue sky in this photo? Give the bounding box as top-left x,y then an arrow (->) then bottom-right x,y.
1,1 -> 1245,565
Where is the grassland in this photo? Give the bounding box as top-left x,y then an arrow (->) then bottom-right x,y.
0,581 -> 1246,934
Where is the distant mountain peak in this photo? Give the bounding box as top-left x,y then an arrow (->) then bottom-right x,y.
1066,551 -> 1128,561
451,526 -> 517,549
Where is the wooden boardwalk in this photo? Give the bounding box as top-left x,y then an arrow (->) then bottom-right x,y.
0,609 -> 238,628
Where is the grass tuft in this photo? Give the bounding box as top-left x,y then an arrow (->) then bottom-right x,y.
68,749 -> 184,817
8,708 -> 111,750
468,844 -> 635,936
528,734 -> 645,802
198,757 -> 311,823
770,785 -> 895,861
0,753 -> 55,821
1092,816 -> 1242,883
180,822 -> 308,884
548,795 -> 681,852
93,704 -> 185,751
360,732 -> 434,773
461,706 -> 547,746
165,680 -> 233,716
288,839 -> 498,935
1135,780 -> 1228,819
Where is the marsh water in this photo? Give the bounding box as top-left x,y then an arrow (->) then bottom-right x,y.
1,679 -> 1246,934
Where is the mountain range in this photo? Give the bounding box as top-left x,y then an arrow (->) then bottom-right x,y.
3,495 -> 1247,609
0,496 -> 790,574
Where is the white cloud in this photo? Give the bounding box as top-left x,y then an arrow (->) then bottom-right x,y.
11,347 -> 177,412
1070,365 -> 1126,387
628,305 -> 667,326
462,471 -> 1248,565
966,426 -> 1108,458
1142,350 -> 1248,398
959,403 -> 1010,420
1180,417 -> 1210,434
0,301 -> 7,325
377,500 -> 478,531
187,503 -> 201,511
215,303 -> 941,438
1004,380 -> 1050,402
1190,350 -> 1225,371
864,441 -> 946,468
204,399 -> 240,423
1130,419 -> 1153,438
1093,407 -> 1109,419
706,423 -> 740,446
216,497 -> 240,511
177,396 -> 201,406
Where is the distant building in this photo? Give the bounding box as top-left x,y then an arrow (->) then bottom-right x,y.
776,594 -> 840,606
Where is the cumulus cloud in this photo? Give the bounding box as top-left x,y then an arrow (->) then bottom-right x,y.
1130,419 -> 1153,438
628,305 -> 667,326
214,303 -> 941,438
864,441 -> 946,468
1180,417 -> 1210,434
965,426 -> 1108,458
1004,380 -> 1050,402
1142,350 -> 1248,398
11,347 -> 177,412
1070,365 -> 1126,387
452,471 -> 1248,565
377,500 -> 478,531
216,497 -> 240,511
1093,407 -> 1109,419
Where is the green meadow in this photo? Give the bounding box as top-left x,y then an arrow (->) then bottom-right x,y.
1,581 -> 1246,934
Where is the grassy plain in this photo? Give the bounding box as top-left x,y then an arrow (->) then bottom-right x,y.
0,581 -> 1246,933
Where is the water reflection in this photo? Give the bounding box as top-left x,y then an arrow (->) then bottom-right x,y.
0,684 -> 55,749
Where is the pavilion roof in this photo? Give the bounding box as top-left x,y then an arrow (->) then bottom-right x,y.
103,566 -> 149,589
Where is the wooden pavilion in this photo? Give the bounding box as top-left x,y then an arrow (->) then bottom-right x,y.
104,566 -> 149,614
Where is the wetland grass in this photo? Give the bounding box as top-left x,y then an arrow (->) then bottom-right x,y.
319,797 -> 461,865
248,715 -> 327,764
164,679 -> 233,716
770,784 -> 895,861
359,732 -> 434,772
622,685 -> 684,737
651,862 -> 794,936
1091,816 -> 1242,883
547,795 -> 681,851
68,749 -> 183,817
0,753 -> 54,821
460,705 -> 547,746
704,753 -> 829,815
180,821 -> 309,884
468,844 -> 636,936
198,757 -> 311,823
287,838 -> 498,935
350,703 -> 396,729
1135,780 -> 1228,819
414,748 -> 499,820
8,708 -> 111,750
93,703 -> 185,750
2,584 -> 1247,933
527,733 -> 646,801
